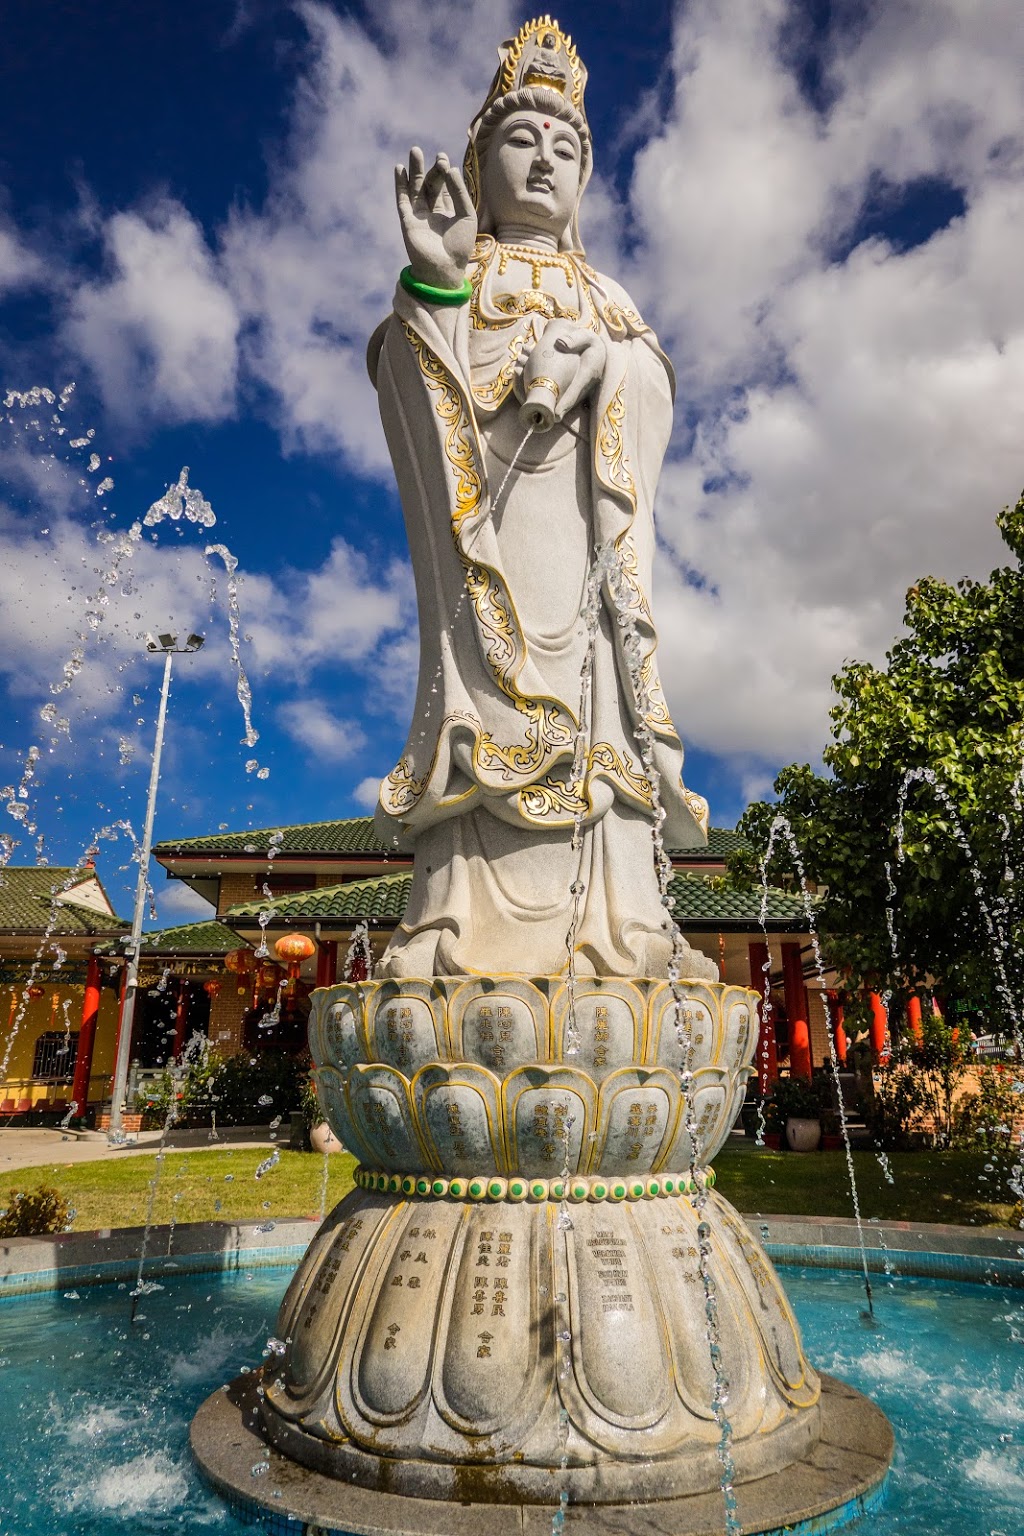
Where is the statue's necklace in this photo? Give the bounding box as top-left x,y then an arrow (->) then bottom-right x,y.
495,243 -> 575,292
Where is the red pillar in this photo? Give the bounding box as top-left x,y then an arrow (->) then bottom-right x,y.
346,933 -> 370,982
868,992 -> 888,1062
782,942 -> 812,1080
907,995 -> 924,1042
827,990 -> 848,1066
173,981 -> 189,1058
71,955 -> 102,1115
748,940 -> 778,1093
316,941 -> 338,988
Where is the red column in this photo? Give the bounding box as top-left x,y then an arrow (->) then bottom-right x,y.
316,941 -> 338,988
907,995 -> 924,1042
748,940 -> 778,1093
173,981 -> 189,1058
346,933 -> 370,982
868,992 -> 888,1062
71,955 -> 102,1115
782,942 -> 812,1080
827,990 -> 848,1066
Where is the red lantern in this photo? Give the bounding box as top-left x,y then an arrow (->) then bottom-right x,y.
204,980 -> 221,999
27,985 -> 45,1000
274,933 -> 316,993
256,962 -> 282,990
224,947 -> 254,994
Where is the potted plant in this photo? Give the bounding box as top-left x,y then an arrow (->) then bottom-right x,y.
768,1076 -> 827,1152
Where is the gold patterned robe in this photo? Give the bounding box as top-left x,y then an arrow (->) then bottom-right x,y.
367,236 -> 712,979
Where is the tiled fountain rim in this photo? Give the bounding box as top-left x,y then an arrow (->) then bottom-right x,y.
1,1212 -> 1021,1298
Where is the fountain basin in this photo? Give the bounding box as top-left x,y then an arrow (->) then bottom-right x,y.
2,1248 -> 1020,1535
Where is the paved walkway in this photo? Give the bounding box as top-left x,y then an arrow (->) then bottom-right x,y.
0,1126 -> 273,1171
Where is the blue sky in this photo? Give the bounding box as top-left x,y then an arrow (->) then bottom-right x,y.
1,0 -> 1022,926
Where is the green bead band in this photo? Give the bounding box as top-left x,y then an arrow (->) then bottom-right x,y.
354,1165 -> 713,1203
399,265 -> 473,306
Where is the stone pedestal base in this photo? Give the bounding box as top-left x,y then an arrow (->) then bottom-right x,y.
252,1182 -> 824,1505
191,1370 -> 893,1536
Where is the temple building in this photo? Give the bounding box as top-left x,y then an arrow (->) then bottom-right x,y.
0,864 -> 126,1117
1,817 -> 860,1120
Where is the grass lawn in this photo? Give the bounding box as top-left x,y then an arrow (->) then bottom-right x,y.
714,1139 -> 1018,1228
2,1148 -> 359,1233
2,1141 -> 1017,1233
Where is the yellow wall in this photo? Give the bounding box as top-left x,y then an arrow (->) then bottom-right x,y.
0,983 -> 119,1109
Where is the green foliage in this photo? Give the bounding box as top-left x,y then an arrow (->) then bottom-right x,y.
767,1075 -> 829,1124
138,1049 -> 307,1129
0,1184 -> 71,1237
951,1064 -> 1024,1153
861,1014 -> 973,1150
731,491 -> 1024,1034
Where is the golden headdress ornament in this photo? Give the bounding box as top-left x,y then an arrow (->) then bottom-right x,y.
464,16 -> 592,252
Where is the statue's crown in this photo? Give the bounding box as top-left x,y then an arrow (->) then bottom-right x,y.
488,15 -> 587,112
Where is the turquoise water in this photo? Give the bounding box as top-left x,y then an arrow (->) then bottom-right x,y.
0,1262 -> 1021,1535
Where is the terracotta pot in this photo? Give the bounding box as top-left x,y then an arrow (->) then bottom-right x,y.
761,1132 -> 782,1150
785,1116 -> 821,1152
310,1121 -> 343,1154
821,1133 -> 844,1150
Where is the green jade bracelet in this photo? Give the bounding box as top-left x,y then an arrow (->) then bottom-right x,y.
399,265 -> 472,306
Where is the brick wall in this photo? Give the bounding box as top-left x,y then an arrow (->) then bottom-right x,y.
217,874 -> 257,914
207,988 -> 246,1054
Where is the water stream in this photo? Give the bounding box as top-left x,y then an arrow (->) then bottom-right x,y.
763,814 -> 876,1319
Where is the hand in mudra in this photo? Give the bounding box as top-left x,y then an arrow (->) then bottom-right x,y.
395,148 -> 477,290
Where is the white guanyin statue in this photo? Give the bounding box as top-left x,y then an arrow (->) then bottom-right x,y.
368,17 -> 716,981
196,25 -> 891,1528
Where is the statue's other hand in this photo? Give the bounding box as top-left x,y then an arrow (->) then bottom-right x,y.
395,148 -> 478,291
550,329 -> 609,419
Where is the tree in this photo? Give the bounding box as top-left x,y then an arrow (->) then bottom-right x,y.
730,491 -> 1024,1044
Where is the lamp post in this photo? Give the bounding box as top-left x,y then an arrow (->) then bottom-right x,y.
107,632 -> 205,1141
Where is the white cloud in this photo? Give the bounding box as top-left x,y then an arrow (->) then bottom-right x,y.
352,774 -> 382,809
278,698 -> 367,762
65,201 -> 239,427
153,880 -> 216,924
0,222 -> 42,295
220,0 -> 518,469
623,0 -> 1024,774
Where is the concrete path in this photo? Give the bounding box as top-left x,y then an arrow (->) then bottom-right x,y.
0,1126 -> 273,1172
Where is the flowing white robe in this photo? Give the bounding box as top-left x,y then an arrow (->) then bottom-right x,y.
368,237 -> 713,980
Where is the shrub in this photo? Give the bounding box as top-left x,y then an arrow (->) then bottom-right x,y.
951,1064 -> 1024,1153
861,1013 -> 973,1150
138,1047 -> 307,1129
0,1184 -> 71,1237
768,1075 -> 829,1124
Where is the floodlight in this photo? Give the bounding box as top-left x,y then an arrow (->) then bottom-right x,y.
158,633 -> 177,650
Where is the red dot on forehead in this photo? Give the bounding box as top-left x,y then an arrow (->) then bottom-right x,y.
543,121 -> 551,128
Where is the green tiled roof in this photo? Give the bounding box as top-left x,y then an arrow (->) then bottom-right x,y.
668,873 -> 810,929
225,868 -> 807,931
0,867 -> 127,935
154,816 -> 397,858
155,815 -> 749,864
690,827 -> 749,861
226,873 -> 413,924
94,919 -> 242,957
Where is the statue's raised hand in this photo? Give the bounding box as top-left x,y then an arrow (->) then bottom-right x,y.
395,148 -> 477,290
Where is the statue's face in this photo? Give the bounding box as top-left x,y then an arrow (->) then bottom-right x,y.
481,109 -> 582,240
